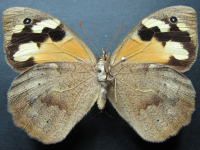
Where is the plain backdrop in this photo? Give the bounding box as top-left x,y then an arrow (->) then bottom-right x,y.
0,0 -> 200,150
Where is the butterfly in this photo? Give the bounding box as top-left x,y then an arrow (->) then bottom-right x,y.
2,6 -> 198,144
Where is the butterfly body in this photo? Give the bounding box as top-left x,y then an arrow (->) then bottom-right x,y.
2,6 -> 197,144
95,54 -> 110,110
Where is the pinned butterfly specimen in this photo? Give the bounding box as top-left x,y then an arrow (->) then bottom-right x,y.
2,6 -> 198,144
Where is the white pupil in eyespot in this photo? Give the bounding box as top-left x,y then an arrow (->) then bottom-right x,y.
24,18 -> 31,24
170,17 -> 177,23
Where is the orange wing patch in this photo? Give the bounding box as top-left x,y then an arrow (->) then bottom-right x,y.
28,37 -> 92,64
113,37 -> 172,64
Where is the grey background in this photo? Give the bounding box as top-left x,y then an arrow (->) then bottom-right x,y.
0,0 -> 200,150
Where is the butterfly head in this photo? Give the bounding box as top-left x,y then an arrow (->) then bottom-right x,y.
98,56 -> 103,60
98,48 -> 110,62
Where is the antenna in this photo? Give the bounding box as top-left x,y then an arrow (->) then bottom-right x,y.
106,21 -> 123,52
80,21 -> 100,56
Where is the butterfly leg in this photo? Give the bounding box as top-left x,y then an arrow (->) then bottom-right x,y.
114,78 -> 118,104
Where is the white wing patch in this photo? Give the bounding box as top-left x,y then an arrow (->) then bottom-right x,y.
142,18 -> 170,32
32,19 -> 60,33
14,42 -> 39,61
164,41 -> 189,60
177,23 -> 189,31
13,25 -> 25,33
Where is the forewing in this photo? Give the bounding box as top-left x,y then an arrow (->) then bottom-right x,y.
3,7 -> 96,73
107,63 -> 195,142
110,6 -> 198,72
7,62 -> 100,144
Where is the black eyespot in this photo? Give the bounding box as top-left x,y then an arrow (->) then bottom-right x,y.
170,16 -> 178,23
23,18 -> 31,24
